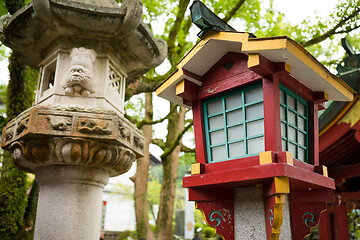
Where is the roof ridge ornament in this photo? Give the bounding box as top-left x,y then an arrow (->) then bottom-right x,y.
190,0 -> 256,39
341,38 -> 355,56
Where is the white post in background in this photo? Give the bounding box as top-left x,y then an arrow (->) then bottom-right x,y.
184,173 -> 195,239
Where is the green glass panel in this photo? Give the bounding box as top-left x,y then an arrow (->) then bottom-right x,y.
289,143 -> 297,158
209,115 -> 224,130
298,117 -> 306,131
279,90 -> 286,104
298,102 -> 306,116
245,86 -> 263,103
247,119 -> 264,137
207,99 -> 223,115
225,93 -> 242,110
280,106 -> 286,120
229,141 -> 245,158
298,148 -> 306,162
211,145 -> 226,162
228,125 -> 244,141
287,95 -> 296,110
288,126 -> 297,142
245,103 -> 263,120
248,137 -> 264,154
226,109 -> 243,125
210,130 -> 225,145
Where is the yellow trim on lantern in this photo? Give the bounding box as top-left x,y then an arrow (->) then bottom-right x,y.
155,68 -> 182,96
274,177 -> 290,194
285,152 -> 293,165
156,31 -> 354,104
284,62 -> 291,73
244,36 -> 354,100
247,53 -> 260,68
285,41 -> 354,101
303,209 -> 328,239
191,163 -> 202,175
156,32 -> 250,96
244,37 -> 288,52
270,194 -> 286,240
322,166 -> 328,177
178,31 -> 249,69
259,151 -> 273,165
176,80 -> 185,96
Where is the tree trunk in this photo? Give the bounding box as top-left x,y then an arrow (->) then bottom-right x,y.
134,92 -> 154,240
155,105 -> 186,240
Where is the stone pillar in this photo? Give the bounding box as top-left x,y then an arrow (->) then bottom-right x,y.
234,186 -> 292,240
234,187 -> 266,239
34,166 -> 109,240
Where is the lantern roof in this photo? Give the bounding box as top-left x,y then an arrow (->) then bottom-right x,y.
156,31 -> 355,106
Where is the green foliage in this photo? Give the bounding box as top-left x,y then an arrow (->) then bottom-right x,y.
112,182 -> 133,201
0,153 -> 27,240
202,226 -> 215,238
3,0 -> 24,14
179,152 -> 196,167
346,34 -> 360,53
348,209 -> 360,239
125,93 -> 145,123
0,2 -> 7,16
5,53 -> 35,121
0,45 -> 7,61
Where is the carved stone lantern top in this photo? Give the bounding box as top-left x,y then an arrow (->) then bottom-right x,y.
0,0 -> 166,81
0,0 -> 163,177
0,0 -> 166,115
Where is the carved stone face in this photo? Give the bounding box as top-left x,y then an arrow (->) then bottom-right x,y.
64,64 -> 95,97
63,47 -> 96,97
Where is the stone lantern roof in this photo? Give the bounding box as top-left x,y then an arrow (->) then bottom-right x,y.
0,0 -> 167,81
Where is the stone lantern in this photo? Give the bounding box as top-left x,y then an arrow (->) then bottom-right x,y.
0,0 -> 166,239
156,31 -> 354,239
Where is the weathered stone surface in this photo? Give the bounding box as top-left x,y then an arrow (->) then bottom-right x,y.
234,186 -> 267,240
34,165 -> 109,239
280,195 -> 292,240
0,0 -> 166,82
1,105 -> 144,177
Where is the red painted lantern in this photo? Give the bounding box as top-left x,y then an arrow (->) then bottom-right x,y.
156,32 -> 355,239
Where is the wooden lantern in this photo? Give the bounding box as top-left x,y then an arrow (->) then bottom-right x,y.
156,31 -> 354,240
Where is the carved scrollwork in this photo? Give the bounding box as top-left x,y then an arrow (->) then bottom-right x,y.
4,128 -> 14,141
9,137 -> 135,176
119,123 -> 131,141
78,119 -> 112,135
133,135 -> 144,151
16,118 -> 29,135
47,116 -> 72,131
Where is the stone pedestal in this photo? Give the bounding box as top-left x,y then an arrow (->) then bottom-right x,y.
1,106 -> 144,240
34,165 -> 109,240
